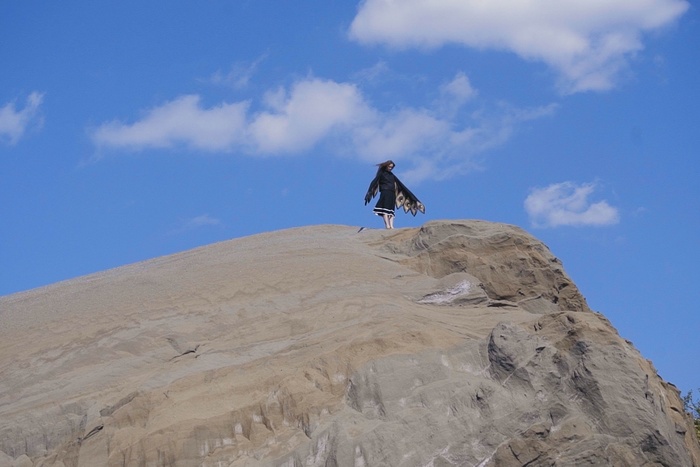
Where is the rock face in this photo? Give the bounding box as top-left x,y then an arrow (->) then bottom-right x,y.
0,220 -> 698,466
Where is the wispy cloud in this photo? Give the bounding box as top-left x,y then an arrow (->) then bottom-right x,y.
352,61 -> 391,85
349,0 -> 689,93
169,214 -> 222,235
398,102 -> 558,183
0,92 -> 44,145
440,72 -> 477,104
524,181 -> 620,227
208,54 -> 268,89
434,72 -> 478,118
90,74 -> 555,182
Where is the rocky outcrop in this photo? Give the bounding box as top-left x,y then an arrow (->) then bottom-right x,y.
0,220 -> 697,466
385,220 -> 590,313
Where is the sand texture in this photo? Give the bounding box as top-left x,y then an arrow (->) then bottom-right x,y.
1,220 -> 698,466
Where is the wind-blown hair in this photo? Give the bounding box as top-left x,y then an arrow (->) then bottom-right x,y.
375,160 -> 395,174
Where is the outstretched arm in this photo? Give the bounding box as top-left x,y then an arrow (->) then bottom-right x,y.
394,177 -> 426,216
364,176 -> 380,205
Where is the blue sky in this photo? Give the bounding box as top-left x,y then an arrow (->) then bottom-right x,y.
1,1 -> 698,396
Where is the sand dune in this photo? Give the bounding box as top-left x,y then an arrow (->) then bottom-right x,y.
1,221 -> 698,466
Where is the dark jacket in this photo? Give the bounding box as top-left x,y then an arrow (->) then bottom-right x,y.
377,170 -> 397,192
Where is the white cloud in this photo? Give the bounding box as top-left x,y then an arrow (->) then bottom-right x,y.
353,108 -> 450,160
349,0 -> 689,93
91,95 -> 249,151
249,78 -> 373,154
524,181 -> 620,227
0,92 -> 44,145
91,79 -> 372,155
90,75 -> 555,182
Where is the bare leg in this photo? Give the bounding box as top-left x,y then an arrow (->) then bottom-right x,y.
388,215 -> 395,229
382,214 -> 391,229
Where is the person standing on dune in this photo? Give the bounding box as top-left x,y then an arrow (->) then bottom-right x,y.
364,160 -> 425,229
